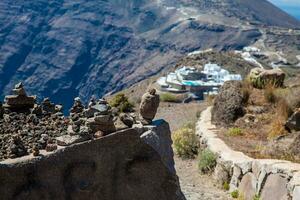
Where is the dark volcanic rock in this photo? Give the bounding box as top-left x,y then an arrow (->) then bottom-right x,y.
2,0 -> 294,110
212,81 -> 245,126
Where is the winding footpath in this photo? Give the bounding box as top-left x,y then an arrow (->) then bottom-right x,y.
175,156 -> 232,200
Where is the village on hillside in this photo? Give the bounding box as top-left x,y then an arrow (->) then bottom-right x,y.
157,63 -> 242,100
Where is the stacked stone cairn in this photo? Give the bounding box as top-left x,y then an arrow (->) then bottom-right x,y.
0,83 -> 68,160
85,98 -> 116,135
0,87 -> 161,161
3,82 -> 36,113
139,88 -> 160,125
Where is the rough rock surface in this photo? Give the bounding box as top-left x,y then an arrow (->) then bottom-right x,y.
139,89 -> 160,125
212,81 -> 245,126
238,173 -> 257,200
0,121 -> 185,200
261,174 -> 288,200
286,109 -> 300,132
3,82 -> 36,112
141,119 -> 175,174
249,68 -> 286,89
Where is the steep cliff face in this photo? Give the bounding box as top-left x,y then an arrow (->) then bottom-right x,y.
0,0 -> 298,109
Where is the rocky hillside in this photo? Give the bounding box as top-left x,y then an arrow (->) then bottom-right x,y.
0,0 -> 299,109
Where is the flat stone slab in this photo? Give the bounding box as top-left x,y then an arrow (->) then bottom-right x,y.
293,186 -> 300,200
239,173 -> 257,200
56,134 -> 91,146
261,174 -> 288,200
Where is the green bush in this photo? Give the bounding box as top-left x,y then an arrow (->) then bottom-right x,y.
198,149 -> 217,173
160,93 -> 180,103
253,194 -> 261,200
227,127 -> 243,136
223,182 -> 230,191
231,190 -> 239,199
172,124 -> 199,159
109,93 -> 134,113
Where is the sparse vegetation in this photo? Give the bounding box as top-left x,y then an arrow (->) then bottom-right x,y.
109,93 -> 134,113
206,94 -> 216,105
231,190 -> 239,198
237,193 -> 245,200
275,98 -> 293,121
172,123 -> 199,158
198,149 -> 217,173
264,85 -> 277,103
268,118 -> 287,139
227,127 -> 243,136
160,93 -> 181,103
253,194 -> 261,200
223,182 -> 230,191
242,79 -> 252,104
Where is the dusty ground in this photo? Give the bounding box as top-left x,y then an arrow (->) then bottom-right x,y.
155,102 -> 208,132
175,156 -> 232,200
154,101 -> 231,200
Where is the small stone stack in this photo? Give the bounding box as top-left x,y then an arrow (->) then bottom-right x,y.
70,97 -> 84,114
3,82 -> 36,113
86,99 -> 116,135
139,88 -> 160,125
8,134 -> 27,158
68,97 -> 86,135
41,98 -> 56,114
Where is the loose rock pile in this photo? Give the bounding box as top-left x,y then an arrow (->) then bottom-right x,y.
0,83 -> 68,160
0,84 -> 161,161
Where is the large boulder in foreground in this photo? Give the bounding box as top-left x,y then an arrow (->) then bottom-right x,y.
249,68 -> 285,89
0,120 -> 185,200
212,81 -> 245,126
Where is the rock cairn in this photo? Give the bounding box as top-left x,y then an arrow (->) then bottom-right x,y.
85,99 -> 116,135
139,88 -> 160,125
3,82 -> 36,113
0,83 -> 67,160
0,88 -> 161,161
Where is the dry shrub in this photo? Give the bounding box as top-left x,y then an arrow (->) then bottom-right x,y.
160,93 -> 181,103
268,118 -> 288,139
109,93 -> 134,113
172,123 -> 199,158
264,84 -> 276,104
241,79 -> 252,104
276,98 -> 293,121
227,127 -> 243,136
206,94 -> 216,106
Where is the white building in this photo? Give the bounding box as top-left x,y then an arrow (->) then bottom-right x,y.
157,64 -> 242,98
